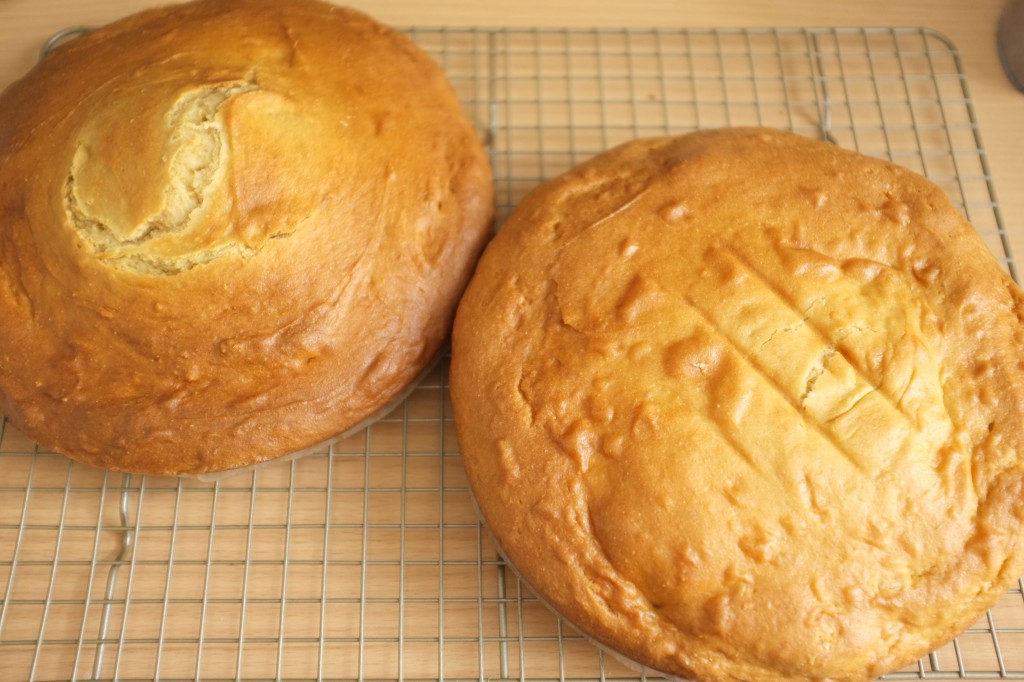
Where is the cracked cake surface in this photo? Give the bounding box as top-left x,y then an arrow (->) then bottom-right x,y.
451,127 -> 1024,682
0,0 -> 493,474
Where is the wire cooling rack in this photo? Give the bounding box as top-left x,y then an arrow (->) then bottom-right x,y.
1,26 -> 1021,682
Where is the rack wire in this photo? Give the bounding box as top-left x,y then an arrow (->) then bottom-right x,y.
0,26 -> 1020,682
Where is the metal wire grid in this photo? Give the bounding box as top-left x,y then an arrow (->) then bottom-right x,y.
0,25 -> 1020,682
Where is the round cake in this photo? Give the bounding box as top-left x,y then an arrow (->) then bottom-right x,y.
0,0 -> 493,475
451,128 -> 1024,681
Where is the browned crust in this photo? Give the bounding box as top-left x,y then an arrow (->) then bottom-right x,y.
451,128 -> 1024,682
0,0 -> 494,474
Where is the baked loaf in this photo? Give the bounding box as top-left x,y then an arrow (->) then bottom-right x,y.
0,0 -> 493,475
451,128 -> 1024,681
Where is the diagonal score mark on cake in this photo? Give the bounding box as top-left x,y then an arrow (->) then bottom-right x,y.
722,246 -> 913,418
681,296 -> 875,477
686,245 -> 950,478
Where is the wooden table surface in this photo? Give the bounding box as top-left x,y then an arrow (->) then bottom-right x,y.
1,1 -> 1024,681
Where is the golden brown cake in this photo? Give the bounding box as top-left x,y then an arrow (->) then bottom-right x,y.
451,128 -> 1024,681
0,0 -> 493,475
